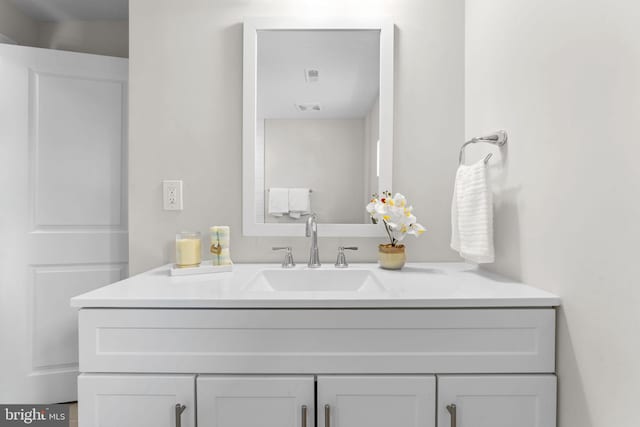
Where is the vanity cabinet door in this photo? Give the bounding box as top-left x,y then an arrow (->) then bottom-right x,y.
78,374 -> 195,427
317,376 -> 436,427
197,376 -> 315,427
437,375 -> 556,427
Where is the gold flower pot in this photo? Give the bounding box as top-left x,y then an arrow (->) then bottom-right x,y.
378,244 -> 406,270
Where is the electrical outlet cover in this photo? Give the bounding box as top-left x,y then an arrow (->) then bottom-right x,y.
162,180 -> 183,210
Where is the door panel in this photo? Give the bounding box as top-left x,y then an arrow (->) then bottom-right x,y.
197,376 -> 314,427
437,375 -> 556,427
318,376 -> 436,427
33,71 -> 125,227
32,266 -> 125,369
78,374 -> 195,427
0,43 -> 128,403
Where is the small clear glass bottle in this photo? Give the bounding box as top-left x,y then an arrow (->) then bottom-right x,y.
175,232 -> 201,268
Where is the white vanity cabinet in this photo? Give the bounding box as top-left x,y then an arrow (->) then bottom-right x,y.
437,375 -> 557,427
77,307 -> 557,427
194,375 -> 436,427
72,263 -> 561,427
318,376 -> 436,427
78,374 -> 196,427
196,376 -> 314,427
77,372 -> 556,427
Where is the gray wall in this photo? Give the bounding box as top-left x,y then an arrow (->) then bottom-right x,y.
264,119 -> 366,224
129,0 -> 465,273
37,20 -> 128,58
0,0 -> 38,45
0,0 -> 128,57
466,0 -> 640,426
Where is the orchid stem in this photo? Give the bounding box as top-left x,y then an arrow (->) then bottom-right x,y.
383,221 -> 395,246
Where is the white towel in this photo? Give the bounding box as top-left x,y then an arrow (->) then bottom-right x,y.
451,160 -> 494,263
268,188 -> 289,217
288,188 -> 311,219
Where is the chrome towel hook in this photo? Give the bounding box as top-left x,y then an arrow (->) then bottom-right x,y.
458,130 -> 508,165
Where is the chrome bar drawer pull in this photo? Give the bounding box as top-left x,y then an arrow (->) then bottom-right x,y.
175,404 -> 186,427
301,405 -> 308,427
446,404 -> 457,427
324,404 -> 331,427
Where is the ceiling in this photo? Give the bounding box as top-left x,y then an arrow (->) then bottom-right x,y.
257,30 -> 380,120
10,0 -> 128,22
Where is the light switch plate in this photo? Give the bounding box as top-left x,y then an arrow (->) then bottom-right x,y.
163,180 -> 183,210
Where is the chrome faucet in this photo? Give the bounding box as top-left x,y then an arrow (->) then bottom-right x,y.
305,213 -> 321,268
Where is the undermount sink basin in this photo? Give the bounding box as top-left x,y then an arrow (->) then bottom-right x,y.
245,269 -> 386,293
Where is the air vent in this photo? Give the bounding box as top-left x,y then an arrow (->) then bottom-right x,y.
304,69 -> 319,83
295,104 -> 321,112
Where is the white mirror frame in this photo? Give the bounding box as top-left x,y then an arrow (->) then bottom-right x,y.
242,17 -> 394,237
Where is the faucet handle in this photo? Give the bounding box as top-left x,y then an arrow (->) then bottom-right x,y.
272,247 -> 295,268
335,246 -> 358,268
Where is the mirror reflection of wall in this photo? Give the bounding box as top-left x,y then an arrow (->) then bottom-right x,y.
255,29 -> 380,224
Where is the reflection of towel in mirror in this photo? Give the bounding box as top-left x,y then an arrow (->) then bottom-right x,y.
268,188 -> 289,217
288,188 -> 311,219
450,160 -> 494,263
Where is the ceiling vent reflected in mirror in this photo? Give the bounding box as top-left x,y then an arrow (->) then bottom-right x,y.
304,69 -> 320,83
295,103 -> 321,112
256,29 -> 380,119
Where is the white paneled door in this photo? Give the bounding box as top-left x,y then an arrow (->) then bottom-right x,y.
0,44 -> 128,403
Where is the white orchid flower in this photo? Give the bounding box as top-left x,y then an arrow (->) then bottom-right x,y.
405,214 -> 417,225
392,193 -> 407,207
365,191 -> 426,246
375,203 -> 388,215
407,223 -> 426,236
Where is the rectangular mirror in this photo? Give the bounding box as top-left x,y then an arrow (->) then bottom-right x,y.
243,18 -> 393,236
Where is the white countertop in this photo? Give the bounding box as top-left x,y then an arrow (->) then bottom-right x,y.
71,263 -> 560,308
